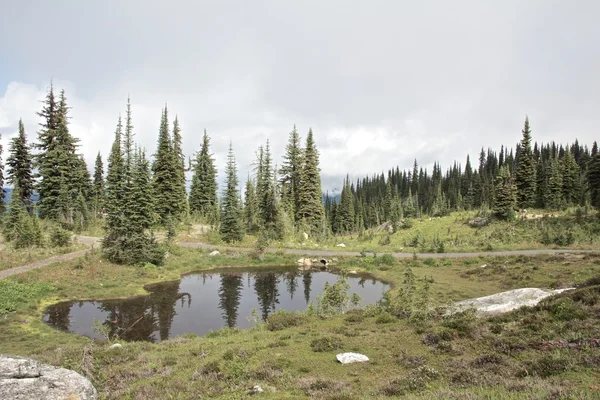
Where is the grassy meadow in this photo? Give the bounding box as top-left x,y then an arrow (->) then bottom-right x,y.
1,243 -> 600,398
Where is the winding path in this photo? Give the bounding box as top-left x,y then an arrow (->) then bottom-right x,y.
1,235 -> 598,280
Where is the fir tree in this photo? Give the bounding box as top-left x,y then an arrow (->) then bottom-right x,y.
296,129 -> 325,230
493,165 -> 517,220
131,148 -> 155,231
0,132 -> 4,214
545,156 -> 563,210
560,150 -> 580,206
336,175 -> 355,233
279,125 -> 303,220
243,177 -> 260,234
171,116 -> 188,218
6,119 -> 34,213
189,129 -> 218,222
152,107 -> 175,224
515,116 -> 536,209
587,151 -> 600,208
92,152 -> 105,215
220,143 -> 243,243
2,185 -> 41,248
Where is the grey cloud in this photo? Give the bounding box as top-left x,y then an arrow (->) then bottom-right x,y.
1,0 -> 599,192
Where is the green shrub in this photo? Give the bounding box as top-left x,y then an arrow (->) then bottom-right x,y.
310,336 -> 343,352
375,312 -> 396,324
0,281 -> 54,315
266,310 -> 307,331
50,225 -> 72,248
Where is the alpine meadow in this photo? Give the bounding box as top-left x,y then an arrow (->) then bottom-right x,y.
1,2 -> 600,399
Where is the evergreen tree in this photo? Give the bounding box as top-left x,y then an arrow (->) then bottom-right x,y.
189,129 -> 218,222
220,143 -> 243,243
0,132 -> 4,214
545,156 -> 563,210
336,175 -> 355,233
131,148 -> 155,231
560,150 -> 580,206
171,116 -> 188,218
104,117 -> 125,235
6,119 -> 34,213
515,116 -> 536,209
493,165 -> 517,220
152,107 -> 175,225
92,152 -> 105,215
2,185 -> 42,248
587,151 -> 600,208
243,177 -> 260,234
296,129 -> 325,230
279,125 -> 303,220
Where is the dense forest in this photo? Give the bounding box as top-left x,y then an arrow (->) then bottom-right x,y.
1,83 -> 600,265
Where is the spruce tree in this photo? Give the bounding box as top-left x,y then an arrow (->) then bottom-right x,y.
220,143 -> 243,243
171,116 -> 188,218
493,165 -> 517,220
104,117 -> 125,234
515,116 -> 536,209
2,185 -> 41,248
189,129 -> 218,222
6,119 -> 34,213
92,152 -> 105,215
545,156 -> 563,210
560,151 -> 580,206
279,125 -> 303,220
131,148 -> 155,231
0,132 -> 4,214
588,151 -> 600,208
152,107 -> 175,224
243,177 -> 260,234
296,129 -> 325,230
337,175 -> 355,233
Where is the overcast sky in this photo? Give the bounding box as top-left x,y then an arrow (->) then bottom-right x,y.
1,0 -> 599,193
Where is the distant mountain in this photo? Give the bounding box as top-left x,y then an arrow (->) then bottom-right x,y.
1,188 -> 39,205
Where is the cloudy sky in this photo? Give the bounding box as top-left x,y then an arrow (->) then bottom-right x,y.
1,1 -> 599,193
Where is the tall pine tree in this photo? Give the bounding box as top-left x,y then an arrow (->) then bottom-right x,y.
296,129 -> 325,230
92,152 -> 105,215
171,116 -> 188,218
6,119 -> 34,213
515,116 -> 536,209
279,125 -> 303,220
220,143 -> 243,243
189,129 -> 218,222
152,107 -> 175,225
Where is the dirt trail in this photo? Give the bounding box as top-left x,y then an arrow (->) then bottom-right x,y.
0,236 -> 101,280
1,233 -> 598,280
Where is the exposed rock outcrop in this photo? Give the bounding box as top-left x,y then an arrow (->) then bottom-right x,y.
0,354 -> 97,400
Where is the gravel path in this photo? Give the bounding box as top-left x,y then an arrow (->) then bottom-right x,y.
0,237 -> 101,280
1,233 -> 597,280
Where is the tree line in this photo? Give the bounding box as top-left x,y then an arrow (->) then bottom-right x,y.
326,117 -> 600,234
1,83 -> 599,263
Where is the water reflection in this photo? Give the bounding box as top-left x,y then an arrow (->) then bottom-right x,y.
43,268 -> 389,342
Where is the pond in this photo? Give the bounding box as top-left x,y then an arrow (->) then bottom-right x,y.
43,267 -> 389,342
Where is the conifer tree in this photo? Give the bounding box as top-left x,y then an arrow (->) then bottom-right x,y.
544,156 -> 563,210
560,151 -> 580,206
493,165 -> 517,220
105,117 -> 125,233
2,185 -> 41,248
588,151 -> 600,208
0,132 -> 4,214
296,129 -> 325,230
92,152 -> 105,215
336,175 -> 355,233
131,148 -> 155,230
220,143 -> 243,243
515,117 -> 536,209
279,125 -> 303,220
171,116 -> 188,218
6,120 -> 34,213
243,177 -> 260,234
189,130 -> 218,222
152,107 -> 175,224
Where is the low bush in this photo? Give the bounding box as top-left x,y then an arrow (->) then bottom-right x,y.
266,310 -> 307,331
310,336 -> 343,352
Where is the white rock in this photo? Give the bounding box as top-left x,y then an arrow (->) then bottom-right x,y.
480,264 -> 488,268
336,353 -> 369,364
452,287 -> 575,315
109,343 -> 122,350
250,385 -> 264,393
209,250 -> 220,256
0,355 -> 98,400
348,270 -> 358,274
302,232 -> 309,240
336,243 -> 346,247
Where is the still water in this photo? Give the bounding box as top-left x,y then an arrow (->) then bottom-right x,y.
43,267 -> 389,342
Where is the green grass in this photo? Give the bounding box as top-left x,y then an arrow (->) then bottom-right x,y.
1,246 -> 600,398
